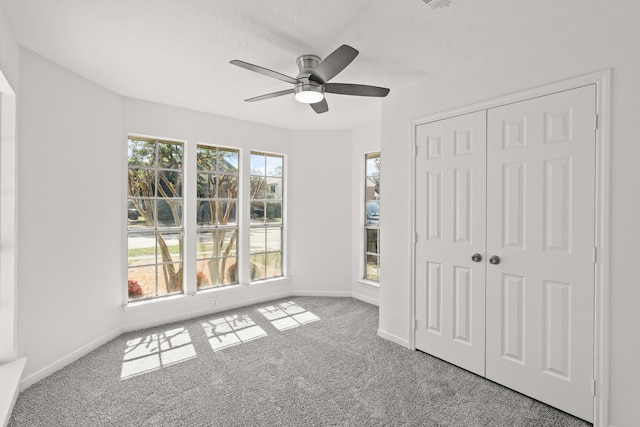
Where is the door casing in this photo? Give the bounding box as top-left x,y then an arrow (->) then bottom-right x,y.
409,70 -> 611,427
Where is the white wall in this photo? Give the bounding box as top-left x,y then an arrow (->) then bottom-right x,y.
379,4 -> 640,426
0,2 -> 19,363
351,122 -> 381,305
0,2 -> 19,90
17,48 -> 123,384
289,130 -> 353,297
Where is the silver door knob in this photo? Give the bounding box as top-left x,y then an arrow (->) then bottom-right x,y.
471,253 -> 483,262
489,255 -> 501,265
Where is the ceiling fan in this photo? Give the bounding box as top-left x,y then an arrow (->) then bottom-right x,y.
230,45 -> 390,114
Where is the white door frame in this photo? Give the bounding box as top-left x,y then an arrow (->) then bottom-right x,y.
409,69 -> 611,426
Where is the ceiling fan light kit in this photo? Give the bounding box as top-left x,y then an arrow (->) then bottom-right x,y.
294,83 -> 324,104
230,45 -> 390,114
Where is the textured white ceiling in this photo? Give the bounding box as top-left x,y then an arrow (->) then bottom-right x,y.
0,0 -> 619,130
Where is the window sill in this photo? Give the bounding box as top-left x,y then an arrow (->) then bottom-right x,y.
124,277 -> 291,312
356,279 -> 380,289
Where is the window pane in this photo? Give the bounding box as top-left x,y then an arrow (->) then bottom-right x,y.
128,139 -> 155,167
197,200 -> 214,226
265,252 -> 282,277
220,150 -> 239,173
128,265 -> 155,299
365,201 -> 380,225
223,258 -> 241,284
365,255 -> 380,281
250,153 -> 266,175
128,168 -> 156,198
197,229 -> 237,259
157,263 -> 183,296
217,175 -> 237,198
127,199 -> 154,229
250,176 -> 266,199
220,257 -> 238,284
197,173 -> 216,198
197,257 -> 238,289
366,228 -> 379,254
157,142 -> 183,169
249,254 -> 266,280
366,156 -> 380,177
219,229 -> 238,256
196,261 -> 213,289
266,228 -> 282,252
266,155 -> 283,177
250,228 -> 266,253
265,177 -> 282,200
266,202 -> 282,223
217,201 -> 237,226
157,232 -> 182,263
157,199 -> 182,227
157,170 -> 182,197
197,146 -> 217,171
250,201 -> 265,224
197,231 -> 215,258
128,232 -> 156,266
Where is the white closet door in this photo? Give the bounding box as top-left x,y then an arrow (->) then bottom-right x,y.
415,111 -> 487,376
485,85 -> 596,422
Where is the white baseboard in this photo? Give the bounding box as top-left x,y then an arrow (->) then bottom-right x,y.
290,290 -> 352,298
351,291 -> 379,306
377,328 -> 410,348
0,357 -> 26,427
19,328 -> 121,391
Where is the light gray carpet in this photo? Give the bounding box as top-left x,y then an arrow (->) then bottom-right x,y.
10,297 -> 590,426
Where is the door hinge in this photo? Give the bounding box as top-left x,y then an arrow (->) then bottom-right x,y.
592,379 -> 597,396
593,247 -> 597,263
414,232 -> 418,244
594,114 -> 599,131
414,144 -> 419,157
414,318 -> 418,330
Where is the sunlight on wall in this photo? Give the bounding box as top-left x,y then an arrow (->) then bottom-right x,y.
120,327 -> 196,380
201,314 -> 267,352
258,301 -> 320,331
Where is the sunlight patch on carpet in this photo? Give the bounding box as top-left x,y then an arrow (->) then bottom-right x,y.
201,314 -> 267,352
257,301 -> 320,331
120,327 -> 196,380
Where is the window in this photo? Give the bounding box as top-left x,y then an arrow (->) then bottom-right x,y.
126,139 -> 286,303
196,145 -> 239,289
364,153 -> 380,281
250,152 -> 284,281
127,137 -> 183,301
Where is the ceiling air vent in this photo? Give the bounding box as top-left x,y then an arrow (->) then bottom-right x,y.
422,0 -> 452,9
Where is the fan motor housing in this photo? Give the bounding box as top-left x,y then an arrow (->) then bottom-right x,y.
296,55 -> 321,78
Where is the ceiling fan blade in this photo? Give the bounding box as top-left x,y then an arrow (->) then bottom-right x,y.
230,60 -> 299,85
309,45 -> 359,84
245,89 -> 294,102
310,98 -> 329,114
324,83 -> 390,97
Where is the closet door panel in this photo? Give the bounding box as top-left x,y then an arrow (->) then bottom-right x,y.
415,110 -> 487,376
485,85 -> 596,422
